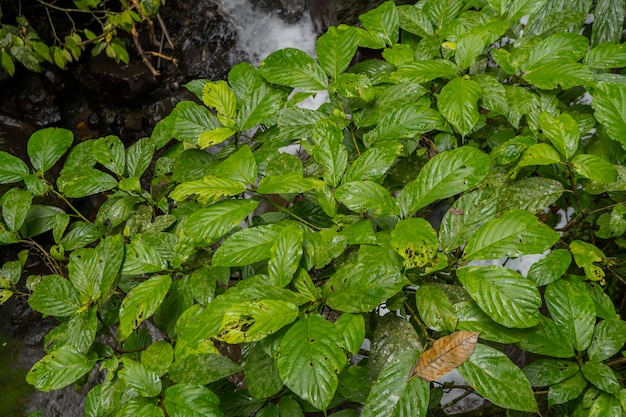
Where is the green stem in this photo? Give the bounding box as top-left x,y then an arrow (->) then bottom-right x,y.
51,189 -> 91,223
265,198 -> 321,231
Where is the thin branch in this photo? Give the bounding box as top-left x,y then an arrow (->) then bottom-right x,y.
157,13 -> 175,49
36,0 -> 116,14
131,23 -> 159,77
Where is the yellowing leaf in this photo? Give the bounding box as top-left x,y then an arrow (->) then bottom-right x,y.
410,331 -> 479,381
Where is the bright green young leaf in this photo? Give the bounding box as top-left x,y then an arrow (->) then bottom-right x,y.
216,299 -> 298,343
539,112 -> 579,159
238,82 -> 284,130
244,342 -> 283,399
276,314 -> 347,410
548,372 -> 588,406
463,209 -> 559,260
316,25 -> 359,79
397,5 -> 433,37
362,105 -> 444,146
362,349 -> 429,417
517,315 -> 575,358
257,172 -> 324,194
416,285 -> 457,332
514,143 -> 561,173
527,249 -> 572,286
164,384 -> 222,417
591,83 -> 626,150
591,0 -> 625,46
581,361 -> 621,396
438,77 -> 482,136
570,240 -> 606,282
311,119 -> 348,187
335,313 -> 365,355
335,180 -> 399,216
423,0 -> 464,28
0,151 -> 30,184
584,42 -> 626,69
457,266 -> 541,328
142,341 -> 174,376
523,359 -> 579,387
399,146 -> 490,217
170,176 -> 247,205
126,137 -> 155,178
571,154 -> 618,184
359,1 -> 399,46
524,33 -> 589,70
455,33 -> 488,70
198,127 -> 236,149
213,145 -> 258,184
268,225 -> 303,287
28,274 -> 81,316
587,318 -> 626,361
381,43 -> 414,66
26,345 -> 97,392
343,144 -> 399,183
183,199 -> 258,245
390,218 -> 439,269
92,135 -> 126,177
1,187 -> 32,231
57,167 -> 118,198
258,48 -> 327,91
168,101 -> 220,144
27,127 -> 74,173
169,353 -> 242,385
523,60 -> 591,90
118,275 -> 172,341
118,357 -> 162,398
545,279 -> 595,352
202,80 -> 237,127
212,223 -> 283,266
459,344 -> 538,412
497,177 -> 564,215
455,300 -> 528,344
390,59 -> 459,84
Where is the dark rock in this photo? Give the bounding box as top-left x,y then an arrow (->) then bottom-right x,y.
310,0 -> 414,33
250,0 -> 307,23
124,111 -> 144,131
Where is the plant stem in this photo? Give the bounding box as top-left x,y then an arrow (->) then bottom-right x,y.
51,189 -> 90,223
264,198 -> 321,231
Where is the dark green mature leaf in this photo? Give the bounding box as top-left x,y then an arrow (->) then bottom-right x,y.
57,167 -> 117,198
238,82 -> 284,130
316,25 -> 359,80
390,60 -> 458,84
26,345 -> 97,392
523,359 -> 579,386
587,318 -> 626,361
335,313 -> 365,355
259,48 -> 327,91
592,83 -> 626,150
539,112 -> 579,159
572,154 -> 618,183
92,135 -> 125,177
1,187 -> 32,231
244,343 -> 283,399
524,33 -> 589,70
214,145 -> 258,184
527,249 -> 572,286
591,0 -> 625,46
362,105 -> 444,146
397,5 -> 433,37
505,0 -> 545,20
60,221 -> 105,251
455,33 -> 489,70
523,60 -> 591,90
359,1 -> 399,46
463,210 -> 559,260
118,357 -> 162,398
257,172 -> 324,194
276,314 -> 347,410
121,232 -> 177,275
164,384 -> 223,417
455,300 -> 528,344
497,177 -> 564,215
212,223 -> 283,266
268,225 -> 303,287
28,274 -> 81,316
517,315 -> 575,358
118,275 -> 172,341
142,341 -> 174,376
545,279 -> 595,352
126,137 -> 155,178
343,144 -> 399,183
581,361 -> 621,395
584,42 -> 626,69
311,119 -> 348,187
369,314 -> 423,380
423,0 -> 463,28
27,127 -> 73,173
416,285 -> 457,332
183,200 -> 259,245
362,349 -> 429,417
548,372 -> 588,406
459,344 -> 538,412
457,266 -> 541,328
169,353 -> 242,385
438,77 -> 482,136
335,180 -> 399,216
216,299 -> 298,343
0,151 -> 30,184
474,73 -> 508,115
399,147 -> 490,217
168,101 -> 220,144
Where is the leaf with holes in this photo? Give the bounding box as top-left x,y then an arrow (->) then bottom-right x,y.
26,345 -> 97,392
118,275 -> 172,341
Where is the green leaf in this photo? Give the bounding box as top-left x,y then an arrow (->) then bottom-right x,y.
457,266 -> 541,328
548,372 -> 588,406
527,249 -> 572,286
439,188 -> 497,252
28,274 -> 81,316
238,82 -> 284,130
473,73 -> 508,116
337,366 -> 370,404
311,119 -> 348,187
268,225 -> 303,287
390,218 -> 439,269
455,33 -> 488,70
257,172 -> 324,194
168,101 -> 220,144
335,180 -> 399,216
592,83 -> 626,150
217,299 -> 298,343
0,151 -> 30,184
214,145 -> 257,184
60,221 -> 104,251
258,48 -> 327,91
458,344 -> 538,412
570,240 -> 606,282
27,127 -> 73,173
438,77 -> 482,136
118,357 -> 162,398
369,314 -> 423,380
524,33 -> 589,70
118,275 -> 172,341
121,232 -> 177,275
545,279 -> 595,352
399,147 -> 490,217
362,349 -> 429,417
202,80 -> 237,127
126,137 -> 155,178
142,341 -> 174,376
514,143 -> 561,173
362,105 -> 444,146
538,112 -> 579,160
164,384 -> 223,417
183,200 -> 258,245
398,5 -> 433,37
26,345 -> 97,391
276,314 -> 347,410
1,50 -> 15,76
571,154 -> 618,184
335,313 -> 365,355
584,42 -> 626,69
57,167 -> 118,198
423,0 -> 463,28
11,45 -> 41,72
587,318 -> 626,361
497,177 -> 564,215
455,300 -> 528,344
416,285 -> 457,332
343,144 -> 399,183
1,187 -> 32,231
523,359 -> 579,386
463,210 -> 559,260
359,1 -> 399,46
316,25 -> 359,79
390,60 -> 458,84
244,343 -> 283,399
581,361 -> 621,396
212,223 -> 283,266
523,60 -> 591,90
92,135 -> 125,176
517,315 -> 575,358
591,0 -> 625,46
169,353 -> 242,385
198,127 -> 236,149
170,176 -> 247,204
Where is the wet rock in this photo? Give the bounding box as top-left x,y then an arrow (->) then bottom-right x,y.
310,0 -> 414,33
124,110 -> 144,131
250,0 -> 307,23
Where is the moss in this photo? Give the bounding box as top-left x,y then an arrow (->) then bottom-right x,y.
0,333 -> 36,417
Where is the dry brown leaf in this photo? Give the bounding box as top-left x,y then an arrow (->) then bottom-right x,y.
409,331 -> 480,381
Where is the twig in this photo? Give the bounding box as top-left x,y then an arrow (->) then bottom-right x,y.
131,23 -> 160,77
146,50 -> 178,65
157,13 -> 175,49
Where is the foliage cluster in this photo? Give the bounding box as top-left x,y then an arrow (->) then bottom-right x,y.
0,0 -> 165,75
1,0 -> 626,415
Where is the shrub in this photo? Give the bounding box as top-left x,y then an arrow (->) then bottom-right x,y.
1,0 -> 626,415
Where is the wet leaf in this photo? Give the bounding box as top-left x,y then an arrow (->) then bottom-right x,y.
409,331 -> 480,381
